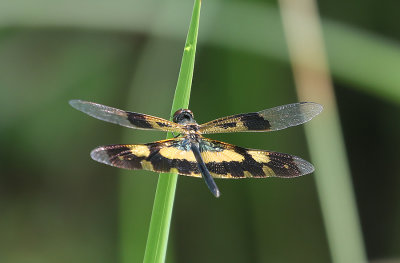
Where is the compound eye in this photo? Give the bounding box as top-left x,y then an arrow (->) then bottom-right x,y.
173,109 -> 183,123
182,112 -> 192,121
173,109 -> 194,123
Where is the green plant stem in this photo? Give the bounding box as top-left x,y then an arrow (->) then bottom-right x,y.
143,1 -> 201,262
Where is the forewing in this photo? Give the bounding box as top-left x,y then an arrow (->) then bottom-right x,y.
90,138 -> 202,177
199,102 -> 322,134
69,100 -> 185,133
199,138 -> 314,178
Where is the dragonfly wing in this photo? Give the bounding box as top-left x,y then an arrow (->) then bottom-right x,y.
199,102 -> 322,134
199,138 -> 314,178
69,100 -> 185,133
90,137 -> 202,177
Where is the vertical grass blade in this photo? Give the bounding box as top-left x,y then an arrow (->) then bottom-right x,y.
143,0 -> 201,262
278,0 -> 367,262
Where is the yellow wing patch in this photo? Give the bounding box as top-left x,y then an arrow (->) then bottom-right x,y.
129,145 -> 151,157
202,149 -> 245,163
159,147 -> 196,162
247,150 -> 271,163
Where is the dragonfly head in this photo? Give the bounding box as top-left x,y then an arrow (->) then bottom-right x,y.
173,109 -> 195,124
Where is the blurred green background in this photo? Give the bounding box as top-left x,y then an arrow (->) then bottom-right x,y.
1,0 -> 400,262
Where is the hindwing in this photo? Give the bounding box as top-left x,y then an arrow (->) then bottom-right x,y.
199,138 -> 314,179
90,138 -> 202,177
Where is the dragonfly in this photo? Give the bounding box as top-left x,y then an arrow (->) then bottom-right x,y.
70,100 -> 322,197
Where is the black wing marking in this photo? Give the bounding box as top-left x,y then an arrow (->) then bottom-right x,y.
199,102 -> 322,134
199,138 -> 314,178
69,100 -> 185,133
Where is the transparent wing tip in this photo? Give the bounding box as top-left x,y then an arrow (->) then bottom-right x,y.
90,147 -> 111,165
69,99 -> 87,111
299,102 -> 323,120
293,156 -> 315,176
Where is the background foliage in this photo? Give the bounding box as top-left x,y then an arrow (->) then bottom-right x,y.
1,0 -> 399,262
